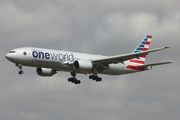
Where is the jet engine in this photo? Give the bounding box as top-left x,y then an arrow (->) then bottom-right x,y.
36,68 -> 56,77
73,60 -> 93,72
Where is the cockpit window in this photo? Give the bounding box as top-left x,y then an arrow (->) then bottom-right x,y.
9,51 -> 16,53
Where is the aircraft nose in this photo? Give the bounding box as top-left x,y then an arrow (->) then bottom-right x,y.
5,53 -> 17,62
5,53 -> 10,59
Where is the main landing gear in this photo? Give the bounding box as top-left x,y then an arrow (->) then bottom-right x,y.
68,72 -> 81,84
68,72 -> 103,85
16,63 -> 24,75
89,68 -> 102,82
89,74 -> 102,82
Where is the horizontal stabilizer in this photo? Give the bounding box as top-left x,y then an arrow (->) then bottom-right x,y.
138,61 -> 173,67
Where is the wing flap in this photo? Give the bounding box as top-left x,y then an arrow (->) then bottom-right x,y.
92,47 -> 170,65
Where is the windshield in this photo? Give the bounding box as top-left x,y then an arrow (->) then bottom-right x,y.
9,51 -> 16,53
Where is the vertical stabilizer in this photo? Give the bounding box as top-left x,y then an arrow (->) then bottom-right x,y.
130,35 -> 152,65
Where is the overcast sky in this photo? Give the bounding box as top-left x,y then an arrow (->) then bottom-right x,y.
0,0 -> 179,120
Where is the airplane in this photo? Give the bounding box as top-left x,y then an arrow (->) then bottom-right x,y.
5,35 -> 172,84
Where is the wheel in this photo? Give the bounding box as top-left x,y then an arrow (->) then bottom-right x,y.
92,75 -> 96,80
77,80 -> 81,84
19,70 -> 24,74
68,78 -> 71,82
71,78 -> 76,83
96,77 -> 101,82
73,79 -> 81,84
98,77 -> 102,81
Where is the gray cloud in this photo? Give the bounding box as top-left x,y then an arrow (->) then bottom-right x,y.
0,0 -> 179,120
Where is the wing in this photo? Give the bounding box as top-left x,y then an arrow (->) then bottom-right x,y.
92,47 -> 170,65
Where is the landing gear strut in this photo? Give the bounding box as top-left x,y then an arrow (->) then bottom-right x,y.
16,64 -> 24,75
68,72 -> 81,84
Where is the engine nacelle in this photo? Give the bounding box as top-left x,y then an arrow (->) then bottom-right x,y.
73,60 -> 93,72
36,68 -> 56,77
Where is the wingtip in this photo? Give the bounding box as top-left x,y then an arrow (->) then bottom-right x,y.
164,46 -> 170,49
165,61 -> 173,64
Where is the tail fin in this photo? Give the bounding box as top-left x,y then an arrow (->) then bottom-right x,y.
130,35 -> 152,65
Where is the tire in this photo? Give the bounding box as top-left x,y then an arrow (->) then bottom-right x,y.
19,71 -> 23,74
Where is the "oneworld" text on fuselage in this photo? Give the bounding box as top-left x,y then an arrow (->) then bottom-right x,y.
32,51 -> 74,62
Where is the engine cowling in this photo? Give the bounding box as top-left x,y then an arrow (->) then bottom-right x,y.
36,68 -> 56,77
73,60 -> 93,72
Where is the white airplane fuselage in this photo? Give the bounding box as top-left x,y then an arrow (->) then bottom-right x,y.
6,47 -> 137,75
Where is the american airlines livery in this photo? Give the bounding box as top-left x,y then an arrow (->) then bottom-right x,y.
6,35 -> 172,84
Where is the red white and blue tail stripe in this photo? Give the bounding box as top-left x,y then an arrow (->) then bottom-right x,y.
130,35 -> 152,65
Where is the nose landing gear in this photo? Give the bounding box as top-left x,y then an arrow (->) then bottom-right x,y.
16,64 -> 24,75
